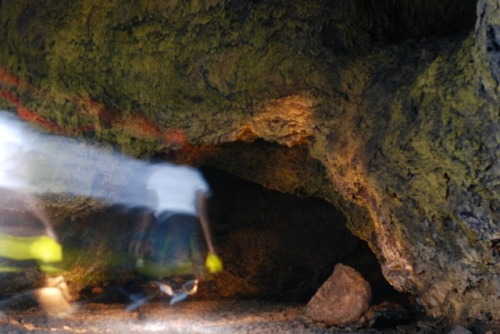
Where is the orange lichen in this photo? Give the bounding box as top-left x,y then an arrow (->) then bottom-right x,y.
17,105 -> 67,134
0,84 -> 71,134
119,115 -> 162,140
0,69 -> 76,134
163,128 -> 189,147
0,89 -> 20,105
0,66 -> 31,90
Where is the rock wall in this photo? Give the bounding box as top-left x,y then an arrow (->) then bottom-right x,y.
0,0 -> 499,324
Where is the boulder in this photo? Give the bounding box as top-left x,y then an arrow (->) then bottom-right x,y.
304,263 -> 371,326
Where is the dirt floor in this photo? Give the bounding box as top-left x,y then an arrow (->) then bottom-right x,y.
0,298 -> 499,334
0,299 -> 353,334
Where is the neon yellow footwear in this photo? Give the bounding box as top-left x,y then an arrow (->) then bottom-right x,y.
0,234 -> 62,273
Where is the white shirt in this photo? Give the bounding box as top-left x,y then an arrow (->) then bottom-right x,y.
146,163 -> 209,216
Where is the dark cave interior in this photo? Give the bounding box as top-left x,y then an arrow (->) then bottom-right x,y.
203,167 -> 408,306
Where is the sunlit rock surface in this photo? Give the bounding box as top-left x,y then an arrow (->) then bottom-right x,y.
0,0 -> 499,325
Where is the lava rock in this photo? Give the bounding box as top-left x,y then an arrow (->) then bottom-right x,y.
304,263 -> 372,326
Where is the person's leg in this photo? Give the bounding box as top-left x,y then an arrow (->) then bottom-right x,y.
128,207 -> 156,258
139,213 -> 206,278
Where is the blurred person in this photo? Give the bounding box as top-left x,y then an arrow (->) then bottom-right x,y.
128,163 -> 223,305
0,188 -> 72,317
1,110 -> 223,308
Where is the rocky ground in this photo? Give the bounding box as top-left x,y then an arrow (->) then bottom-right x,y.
0,298 -> 499,334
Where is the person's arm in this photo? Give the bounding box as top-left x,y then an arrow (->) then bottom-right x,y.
197,191 -> 223,273
197,191 -> 215,254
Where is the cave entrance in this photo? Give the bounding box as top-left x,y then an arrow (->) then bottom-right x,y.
0,140 -> 411,331
201,166 -> 404,306
191,138 -> 409,306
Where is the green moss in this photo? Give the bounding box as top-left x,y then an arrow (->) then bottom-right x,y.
0,96 -> 15,110
0,0 -> 336,133
361,33 -> 500,280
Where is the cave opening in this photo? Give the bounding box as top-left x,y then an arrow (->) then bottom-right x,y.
51,165 -> 409,308
181,139 -> 409,306
0,136 -> 412,330
44,138 -> 413,322
202,166 -> 408,307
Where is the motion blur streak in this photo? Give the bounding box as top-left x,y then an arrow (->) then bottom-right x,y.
1,110 -> 222,284
0,110 -> 195,211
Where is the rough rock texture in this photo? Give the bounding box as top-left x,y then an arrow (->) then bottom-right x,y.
304,263 -> 372,326
0,0 -> 499,325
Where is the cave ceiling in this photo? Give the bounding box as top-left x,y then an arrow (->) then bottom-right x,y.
0,0 -> 499,325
